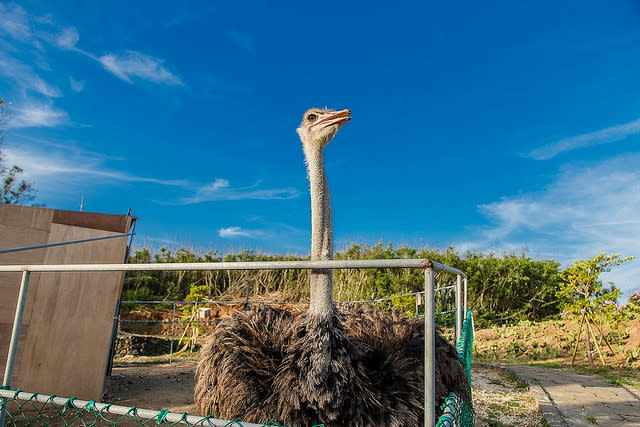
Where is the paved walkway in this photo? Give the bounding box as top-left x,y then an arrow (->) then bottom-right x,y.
497,364 -> 640,426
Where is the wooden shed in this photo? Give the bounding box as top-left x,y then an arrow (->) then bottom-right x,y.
0,205 -> 136,400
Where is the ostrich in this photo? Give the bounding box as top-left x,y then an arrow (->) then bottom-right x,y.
194,108 -> 470,426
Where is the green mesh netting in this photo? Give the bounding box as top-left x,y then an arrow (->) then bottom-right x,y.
435,309 -> 475,427
0,389 -> 282,427
1,309 -> 474,426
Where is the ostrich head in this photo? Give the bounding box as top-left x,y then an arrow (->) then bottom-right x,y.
297,108 -> 351,155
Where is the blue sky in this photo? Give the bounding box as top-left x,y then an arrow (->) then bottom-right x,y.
1,1 -> 638,300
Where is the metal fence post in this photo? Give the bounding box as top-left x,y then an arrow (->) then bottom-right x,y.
424,268 -> 435,427
463,277 -> 468,320
244,280 -> 252,309
169,302 -> 176,364
1,271 -> 31,426
456,274 -> 463,344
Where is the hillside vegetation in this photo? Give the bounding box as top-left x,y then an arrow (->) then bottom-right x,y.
124,242 -> 563,327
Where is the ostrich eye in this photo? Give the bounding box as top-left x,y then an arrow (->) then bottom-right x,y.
307,114 -> 317,122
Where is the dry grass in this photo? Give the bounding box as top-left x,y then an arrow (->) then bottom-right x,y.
472,364 -> 548,427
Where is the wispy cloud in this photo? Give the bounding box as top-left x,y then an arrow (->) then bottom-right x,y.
4,139 -> 298,206
460,154 -> 640,297
527,116 -> 640,160
218,226 -> 263,239
0,3 -> 32,41
2,141 -> 188,188
0,52 -> 61,97
178,178 -> 300,204
11,102 -> 68,128
227,30 -> 255,54
1,3 -> 184,91
69,76 -> 84,92
55,26 -> 79,50
97,51 -> 183,86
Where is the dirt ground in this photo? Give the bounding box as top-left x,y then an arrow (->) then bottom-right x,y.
472,364 -> 546,427
102,360 -> 545,426
103,360 -> 198,414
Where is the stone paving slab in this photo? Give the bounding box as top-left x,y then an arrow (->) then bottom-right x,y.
498,364 -> 640,427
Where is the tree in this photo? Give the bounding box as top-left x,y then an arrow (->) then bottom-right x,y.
556,252 -> 634,367
0,98 -> 38,205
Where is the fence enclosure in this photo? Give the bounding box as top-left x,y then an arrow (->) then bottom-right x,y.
1,259 -> 473,426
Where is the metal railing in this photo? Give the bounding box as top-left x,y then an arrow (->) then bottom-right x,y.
1,259 -> 468,426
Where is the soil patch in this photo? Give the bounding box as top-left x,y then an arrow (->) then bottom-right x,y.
472,364 -> 546,426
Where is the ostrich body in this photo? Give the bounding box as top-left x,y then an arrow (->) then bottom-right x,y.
194,108 -> 470,426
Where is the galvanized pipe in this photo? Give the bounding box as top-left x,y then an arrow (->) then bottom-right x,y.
430,260 -> 467,277
424,268 -> 435,426
0,388 -> 265,427
455,275 -> 463,344
3,271 -> 31,388
464,277 -> 468,320
0,259 -> 468,277
169,302 -> 176,364
1,271 -> 31,427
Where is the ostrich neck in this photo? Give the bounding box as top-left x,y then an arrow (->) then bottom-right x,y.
306,145 -> 334,317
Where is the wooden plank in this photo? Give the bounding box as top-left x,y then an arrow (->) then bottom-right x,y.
0,323 -> 28,379
13,223 -> 129,399
0,205 -> 132,400
0,205 -> 53,232
52,209 -> 134,233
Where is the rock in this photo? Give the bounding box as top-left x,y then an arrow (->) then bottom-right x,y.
114,334 -> 177,357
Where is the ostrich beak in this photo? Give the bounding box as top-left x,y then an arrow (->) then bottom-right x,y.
315,109 -> 352,129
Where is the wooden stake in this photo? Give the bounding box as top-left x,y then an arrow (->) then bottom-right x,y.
588,314 -> 621,365
586,318 -> 606,366
571,310 -> 586,367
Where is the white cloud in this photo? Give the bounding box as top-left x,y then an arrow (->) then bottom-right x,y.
0,3 -> 32,41
11,102 -> 68,128
218,226 -> 262,239
179,178 -> 300,204
69,76 -> 84,92
1,142 -> 188,188
0,4 -> 184,91
97,51 -> 183,86
55,26 -> 79,50
460,154 -> 640,298
527,116 -> 640,160
0,52 -> 61,97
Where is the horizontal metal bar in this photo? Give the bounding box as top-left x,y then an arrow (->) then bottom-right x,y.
430,260 -> 467,278
0,233 -> 133,255
0,258 -> 467,277
119,319 -> 220,324
0,389 -> 264,427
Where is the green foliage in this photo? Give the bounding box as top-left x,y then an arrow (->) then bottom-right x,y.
556,253 -> 633,320
388,293 -> 416,317
120,286 -> 153,311
628,290 -> 640,316
122,242 -> 567,326
0,98 -> 39,206
185,283 -> 208,302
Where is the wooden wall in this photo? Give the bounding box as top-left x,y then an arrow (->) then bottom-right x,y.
0,205 -> 134,400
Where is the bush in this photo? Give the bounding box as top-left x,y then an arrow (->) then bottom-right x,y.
120,286 -> 154,311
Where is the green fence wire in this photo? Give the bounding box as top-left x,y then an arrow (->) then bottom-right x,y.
1,310 -> 475,427
0,388 -> 281,427
435,309 -> 475,427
